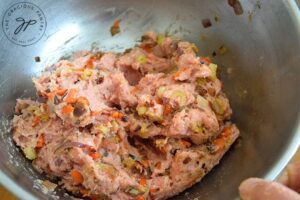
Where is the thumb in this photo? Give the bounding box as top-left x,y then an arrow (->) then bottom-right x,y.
239,178 -> 300,200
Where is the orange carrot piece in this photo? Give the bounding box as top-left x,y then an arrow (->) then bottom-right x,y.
200,57 -> 211,64
89,152 -> 101,160
36,134 -> 45,148
221,127 -> 231,138
112,111 -> 123,119
56,88 -> 67,96
70,169 -> 84,185
32,116 -> 40,127
88,195 -> 98,200
213,138 -> 225,151
163,104 -> 173,115
136,196 -> 145,200
66,89 -> 78,103
62,104 -> 74,115
86,56 -> 96,69
150,188 -> 159,194
139,178 -> 147,186
155,98 -> 163,104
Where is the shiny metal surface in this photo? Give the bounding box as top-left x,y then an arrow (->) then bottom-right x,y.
0,0 -> 300,199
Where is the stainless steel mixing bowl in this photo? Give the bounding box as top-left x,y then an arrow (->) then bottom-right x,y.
0,0 -> 300,199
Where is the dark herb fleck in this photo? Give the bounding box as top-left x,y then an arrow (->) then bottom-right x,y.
35,56 -> 41,62
212,51 -> 217,57
96,76 -> 104,84
73,103 -> 86,117
121,115 -> 128,122
54,96 -> 60,105
202,18 -> 212,28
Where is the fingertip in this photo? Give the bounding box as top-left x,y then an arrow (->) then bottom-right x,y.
239,178 -> 300,200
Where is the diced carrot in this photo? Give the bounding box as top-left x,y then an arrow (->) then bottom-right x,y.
213,138 -> 225,151
66,89 -> 78,103
113,19 -> 120,27
139,178 -> 147,186
36,134 -> 45,148
77,96 -> 90,106
86,56 -> 96,69
80,188 -> 89,196
163,104 -> 173,115
180,139 -> 191,148
141,44 -> 153,53
136,196 -> 145,200
112,111 -> 123,119
155,98 -> 163,104
221,127 -> 231,138
56,88 -> 67,96
70,169 -> 84,185
62,104 -> 74,115
89,152 -> 101,160
200,57 -> 211,64
150,188 -> 159,194
32,116 -> 40,127
88,195 -> 98,200
91,111 -> 101,116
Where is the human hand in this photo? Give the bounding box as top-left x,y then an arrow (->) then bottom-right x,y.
239,161 -> 300,200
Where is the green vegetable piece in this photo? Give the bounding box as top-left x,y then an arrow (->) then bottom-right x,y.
137,106 -> 147,116
140,123 -> 149,138
136,55 -> 147,64
157,86 -> 166,98
208,63 -> 218,80
157,35 -> 165,45
211,98 -> 225,115
196,95 -> 209,110
196,78 -> 206,86
128,188 -> 141,196
122,157 -> 136,169
81,69 -> 93,80
23,147 -> 37,160
191,122 -> 203,134
171,90 -> 187,107
96,125 -> 110,134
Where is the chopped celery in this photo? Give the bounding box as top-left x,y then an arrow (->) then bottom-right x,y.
156,86 -> 166,98
208,63 -> 218,80
191,122 -> 203,134
171,90 -> 187,107
136,55 -> 147,64
196,95 -> 209,110
157,35 -> 165,45
95,125 -> 110,134
23,147 -> 37,160
136,106 -> 147,116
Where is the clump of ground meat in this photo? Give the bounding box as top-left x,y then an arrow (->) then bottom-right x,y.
12,32 -> 239,200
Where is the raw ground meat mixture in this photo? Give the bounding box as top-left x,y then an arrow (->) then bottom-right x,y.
12,32 -> 239,200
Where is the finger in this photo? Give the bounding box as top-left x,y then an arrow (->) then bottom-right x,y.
278,161 -> 300,192
239,178 -> 300,200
